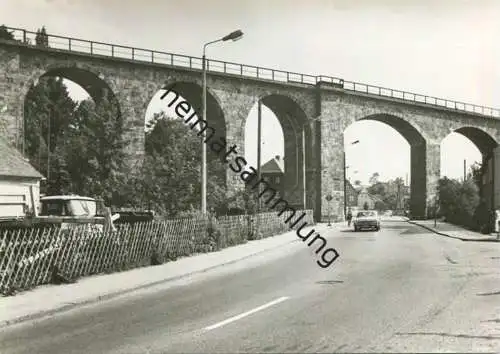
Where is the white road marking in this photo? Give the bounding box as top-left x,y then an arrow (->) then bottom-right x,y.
203,296 -> 290,331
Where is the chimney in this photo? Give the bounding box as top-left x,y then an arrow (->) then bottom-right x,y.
275,155 -> 280,161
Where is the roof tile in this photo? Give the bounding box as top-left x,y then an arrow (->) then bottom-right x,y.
261,157 -> 284,174
0,137 -> 44,179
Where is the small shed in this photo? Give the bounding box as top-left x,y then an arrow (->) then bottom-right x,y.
0,137 -> 44,218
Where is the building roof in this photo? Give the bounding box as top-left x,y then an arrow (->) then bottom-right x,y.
0,137 -> 44,179
345,179 -> 360,192
261,155 -> 284,174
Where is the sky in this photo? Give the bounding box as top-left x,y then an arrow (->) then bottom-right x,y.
3,0 -> 499,185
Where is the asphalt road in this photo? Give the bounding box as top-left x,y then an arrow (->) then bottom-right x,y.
1,221 -> 499,353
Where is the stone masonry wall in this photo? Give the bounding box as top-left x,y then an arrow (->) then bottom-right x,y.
1,41 -> 500,220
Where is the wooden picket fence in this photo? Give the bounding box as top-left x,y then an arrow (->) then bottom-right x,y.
0,210 -> 314,296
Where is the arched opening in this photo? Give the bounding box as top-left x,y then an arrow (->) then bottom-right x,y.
23,67 -> 122,202
244,94 -> 313,210
454,127 -> 498,157
141,81 -> 227,216
440,127 -> 498,229
244,103 -> 284,179
440,131 -> 482,180
344,114 -> 425,218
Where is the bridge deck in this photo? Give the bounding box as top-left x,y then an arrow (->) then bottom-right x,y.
1,26 -> 498,119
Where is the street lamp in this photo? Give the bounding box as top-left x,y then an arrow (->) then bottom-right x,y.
344,140 -> 360,219
201,29 -> 244,214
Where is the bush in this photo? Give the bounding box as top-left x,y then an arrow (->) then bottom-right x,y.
438,177 -> 481,230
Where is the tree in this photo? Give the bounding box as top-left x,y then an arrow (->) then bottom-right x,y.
438,176 -> 480,229
35,26 -> 49,47
140,112 -> 252,216
469,162 -> 483,191
438,177 -> 461,220
24,76 -> 78,193
47,143 -> 72,195
366,176 -> 408,211
367,182 -> 385,197
354,180 -> 362,187
66,92 -> 127,205
140,114 -> 202,216
0,25 -> 14,41
393,177 -> 405,210
369,172 -> 379,185
374,200 -> 386,211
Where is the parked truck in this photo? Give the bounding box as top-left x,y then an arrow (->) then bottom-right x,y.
0,192 -> 118,230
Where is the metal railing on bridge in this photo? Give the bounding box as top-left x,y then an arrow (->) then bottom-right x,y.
3,26 -> 499,119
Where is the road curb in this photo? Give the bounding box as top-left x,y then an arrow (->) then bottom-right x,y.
407,220 -> 500,243
0,235 -> 302,329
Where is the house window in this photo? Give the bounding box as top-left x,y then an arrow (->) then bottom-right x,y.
275,176 -> 281,184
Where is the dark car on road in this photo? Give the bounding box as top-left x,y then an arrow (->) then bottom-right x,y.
353,210 -> 380,232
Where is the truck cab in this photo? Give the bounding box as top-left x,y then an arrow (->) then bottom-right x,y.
37,195 -> 106,229
40,195 -> 99,217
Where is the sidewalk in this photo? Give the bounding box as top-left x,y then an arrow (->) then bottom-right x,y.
0,222 -> 342,328
408,219 -> 500,242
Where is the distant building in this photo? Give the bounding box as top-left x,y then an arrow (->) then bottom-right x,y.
345,180 -> 359,209
357,188 -> 377,210
260,155 -> 284,197
0,137 -> 44,218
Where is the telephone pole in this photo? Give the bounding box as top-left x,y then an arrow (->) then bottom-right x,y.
464,159 -> 466,181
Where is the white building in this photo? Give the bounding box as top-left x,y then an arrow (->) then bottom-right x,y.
357,187 -> 377,210
0,137 -> 44,218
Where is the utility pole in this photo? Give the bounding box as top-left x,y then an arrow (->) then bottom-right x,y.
464,159 -> 466,181
257,99 -> 262,210
343,151 -> 347,219
302,128 -> 306,209
47,107 -> 51,181
343,140 -> 359,218
255,99 -> 262,238
201,29 -> 244,214
434,195 -> 438,227
201,52 -> 207,214
397,182 -> 401,212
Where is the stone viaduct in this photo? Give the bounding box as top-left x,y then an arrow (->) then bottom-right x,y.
1,27 -> 499,221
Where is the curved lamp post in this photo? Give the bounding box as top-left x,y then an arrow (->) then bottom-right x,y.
201,29 -> 244,214
344,140 -> 360,218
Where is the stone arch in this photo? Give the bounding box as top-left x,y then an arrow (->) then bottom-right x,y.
453,126 -> 498,156
23,63 -> 120,108
354,113 -> 431,218
22,65 -> 122,151
452,126 -> 498,212
159,80 -> 226,134
245,93 -> 313,208
158,80 -> 228,188
357,113 -> 427,145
